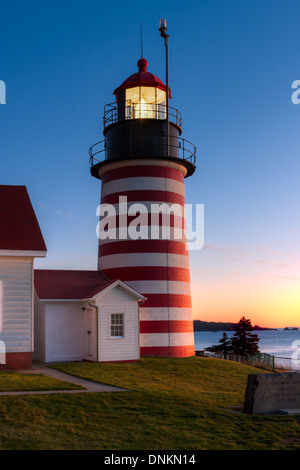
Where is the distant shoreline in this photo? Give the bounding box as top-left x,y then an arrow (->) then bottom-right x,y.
193,320 -> 276,332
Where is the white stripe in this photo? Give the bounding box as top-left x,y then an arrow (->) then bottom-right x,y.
139,307 -> 193,322
98,253 -> 190,269
101,177 -> 185,198
140,332 -> 195,347
126,280 -> 191,295
140,333 -> 169,347
170,332 -> 195,347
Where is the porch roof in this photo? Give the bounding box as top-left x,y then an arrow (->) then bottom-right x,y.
34,269 -> 145,301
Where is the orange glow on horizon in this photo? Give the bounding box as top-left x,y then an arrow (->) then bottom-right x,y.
191,275 -> 300,328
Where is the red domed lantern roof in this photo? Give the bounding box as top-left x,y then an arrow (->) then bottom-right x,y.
113,58 -> 171,98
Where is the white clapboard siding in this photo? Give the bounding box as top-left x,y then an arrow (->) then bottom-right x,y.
96,286 -> 139,362
0,257 -> 33,353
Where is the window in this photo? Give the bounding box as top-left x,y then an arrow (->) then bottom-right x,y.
110,313 -> 124,338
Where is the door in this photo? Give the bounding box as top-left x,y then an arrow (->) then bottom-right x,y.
84,307 -> 97,361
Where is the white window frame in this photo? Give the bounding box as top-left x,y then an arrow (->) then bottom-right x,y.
110,313 -> 124,338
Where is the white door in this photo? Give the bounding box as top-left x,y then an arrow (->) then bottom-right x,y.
84,308 -> 97,361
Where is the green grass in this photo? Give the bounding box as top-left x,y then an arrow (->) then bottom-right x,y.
0,372 -> 85,392
0,357 -> 299,450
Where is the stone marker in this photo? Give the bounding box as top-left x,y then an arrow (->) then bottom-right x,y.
279,409 -> 300,415
243,372 -> 300,414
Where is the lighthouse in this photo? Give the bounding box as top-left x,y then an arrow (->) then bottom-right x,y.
89,26 -> 197,358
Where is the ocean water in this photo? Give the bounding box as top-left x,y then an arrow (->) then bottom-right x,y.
194,329 -> 300,370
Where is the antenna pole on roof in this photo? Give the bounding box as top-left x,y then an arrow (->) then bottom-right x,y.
159,19 -> 170,157
140,23 -> 143,58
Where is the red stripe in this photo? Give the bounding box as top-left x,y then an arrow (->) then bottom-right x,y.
101,266 -> 191,282
140,345 -> 195,358
99,240 -> 189,257
101,190 -> 185,206
140,294 -> 192,309
102,165 -> 184,184
140,320 -> 194,334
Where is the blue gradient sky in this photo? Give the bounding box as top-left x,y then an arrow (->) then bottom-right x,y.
1,0 -> 300,326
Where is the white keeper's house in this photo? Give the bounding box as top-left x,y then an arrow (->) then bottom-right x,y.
0,185 -> 145,369
0,185 -> 47,369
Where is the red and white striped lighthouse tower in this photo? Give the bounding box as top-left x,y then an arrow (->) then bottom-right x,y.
90,39 -> 197,357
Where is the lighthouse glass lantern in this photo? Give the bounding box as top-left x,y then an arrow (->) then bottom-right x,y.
89,56 -> 197,358
124,85 -> 166,120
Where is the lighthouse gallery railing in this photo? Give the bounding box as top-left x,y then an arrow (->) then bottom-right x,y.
89,134 -> 196,167
103,102 -> 182,129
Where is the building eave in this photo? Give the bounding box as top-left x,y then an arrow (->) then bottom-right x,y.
0,250 -> 47,258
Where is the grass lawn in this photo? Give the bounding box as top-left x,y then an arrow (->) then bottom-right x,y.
0,372 -> 85,392
0,357 -> 299,450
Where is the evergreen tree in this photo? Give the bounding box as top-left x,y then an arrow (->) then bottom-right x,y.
205,332 -> 232,354
230,316 -> 260,357
218,332 -> 232,353
204,317 -> 260,357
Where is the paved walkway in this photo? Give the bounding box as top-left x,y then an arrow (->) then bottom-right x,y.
0,362 -> 127,396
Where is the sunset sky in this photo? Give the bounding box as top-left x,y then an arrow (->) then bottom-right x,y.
1,1 -> 300,328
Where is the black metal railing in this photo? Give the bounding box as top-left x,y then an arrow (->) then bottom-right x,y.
89,134 -> 196,167
103,102 -> 182,129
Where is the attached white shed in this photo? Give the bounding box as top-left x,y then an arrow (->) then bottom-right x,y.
34,270 -> 145,363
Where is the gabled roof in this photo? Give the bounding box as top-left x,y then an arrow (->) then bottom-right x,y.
34,269 -> 145,302
0,185 -> 46,253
